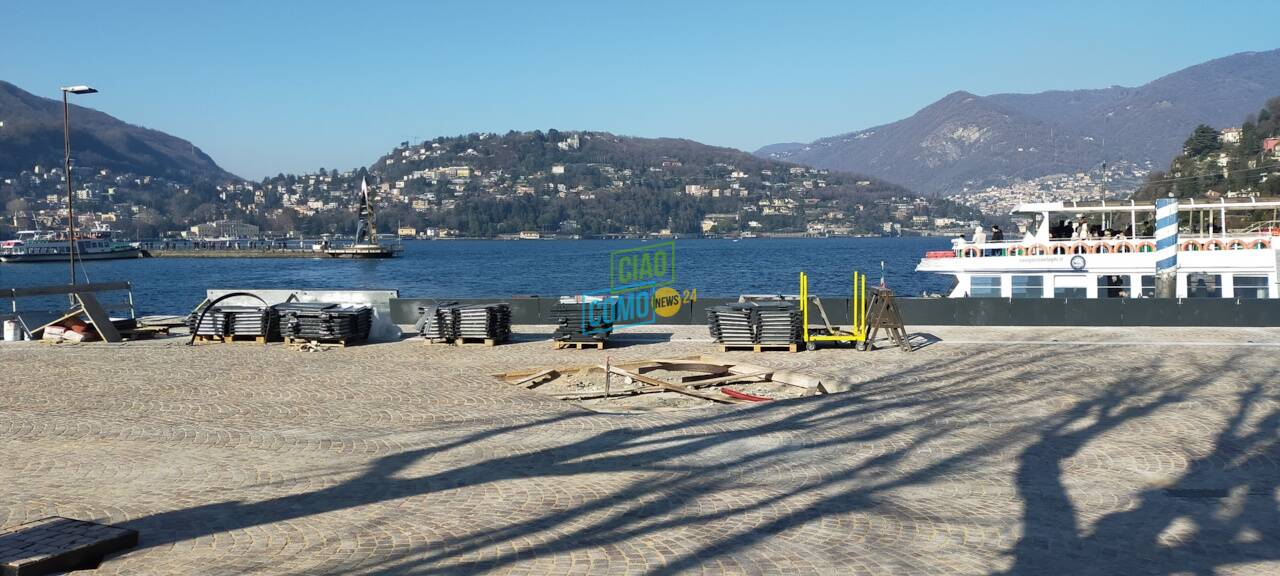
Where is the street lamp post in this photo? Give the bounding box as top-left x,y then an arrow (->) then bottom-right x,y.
61,85 -> 97,286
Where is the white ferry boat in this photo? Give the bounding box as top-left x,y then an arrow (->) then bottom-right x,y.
0,231 -> 141,263
917,198 -> 1280,299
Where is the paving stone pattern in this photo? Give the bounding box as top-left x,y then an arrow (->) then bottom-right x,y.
1,326 -> 1278,575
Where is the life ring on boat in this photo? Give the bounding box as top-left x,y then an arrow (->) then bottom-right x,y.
1031,245 -> 1051,255
1070,243 -> 1094,254
1009,245 -> 1029,256
1095,243 -> 1113,254
1050,244 -> 1069,255
1114,242 -> 1134,253
1180,240 -> 1203,251
1227,239 -> 1247,250
1249,239 -> 1271,250
1137,242 -> 1156,253
1205,239 -> 1225,251
960,247 -> 979,258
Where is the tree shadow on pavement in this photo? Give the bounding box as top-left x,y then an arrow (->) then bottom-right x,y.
117,344 -> 1278,575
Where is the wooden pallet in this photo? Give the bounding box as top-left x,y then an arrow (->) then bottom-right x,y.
718,343 -> 799,353
121,325 -> 171,340
193,334 -> 270,345
554,340 -> 606,350
284,337 -> 348,349
424,337 -> 502,347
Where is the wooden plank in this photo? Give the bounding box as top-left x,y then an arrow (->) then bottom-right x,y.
511,369 -> 557,388
554,341 -> 605,350
76,293 -> 122,342
24,308 -> 85,338
6,282 -> 131,298
719,343 -> 797,353
608,367 -> 742,404
640,361 -> 733,375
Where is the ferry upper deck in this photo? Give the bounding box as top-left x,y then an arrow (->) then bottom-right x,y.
918,197 -> 1280,299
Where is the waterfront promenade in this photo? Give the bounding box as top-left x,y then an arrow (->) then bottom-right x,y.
1,326 -> 1277,574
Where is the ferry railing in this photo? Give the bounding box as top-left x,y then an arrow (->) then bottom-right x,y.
943,234 -> 1275,258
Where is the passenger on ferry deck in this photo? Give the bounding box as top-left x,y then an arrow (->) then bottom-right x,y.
1073,215 -> 1091,239
1141,219 -> 1154,238
972,225 -> 986,244
1122,223 -> 1133,239
986,225 -> 1003,256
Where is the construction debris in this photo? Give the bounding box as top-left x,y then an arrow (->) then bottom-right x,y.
496,356 -> 828,413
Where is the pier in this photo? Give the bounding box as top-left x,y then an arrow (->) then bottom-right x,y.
2,324 -> 1277,574
145,248 -> 324,258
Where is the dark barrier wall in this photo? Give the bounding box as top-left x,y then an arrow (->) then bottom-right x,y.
390,296 -> 1280,327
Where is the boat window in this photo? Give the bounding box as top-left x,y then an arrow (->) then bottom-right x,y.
1234,275 -> 1270,299
1053,275 -> 1089,299
1186,273 -> 1222,298
1054,287 -> 1087,298
1011,275 -> 1043,298
1097,275 -> 1131,299
1140,275 -> 1155,298
969,276 -> 1002,298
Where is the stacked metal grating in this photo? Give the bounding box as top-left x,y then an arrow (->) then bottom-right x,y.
706,304 -> 755,346
221,305 -> 278,339
187,304 -> 277,339
275,302 -> 373,343
452,303 -> 512,342
551,297 -> 612,342
754,301 -> 803,345
416,302 -> 458,341
706,300 -> 802,346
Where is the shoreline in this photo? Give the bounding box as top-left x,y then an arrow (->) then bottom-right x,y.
145,250 -> 328,259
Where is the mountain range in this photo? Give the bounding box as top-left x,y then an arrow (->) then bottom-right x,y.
0,80 -> 235,182
756,49 -> 1280,195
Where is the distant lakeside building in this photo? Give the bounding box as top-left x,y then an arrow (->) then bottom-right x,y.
187,219 -> 259,239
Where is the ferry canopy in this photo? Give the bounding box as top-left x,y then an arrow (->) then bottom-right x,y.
1012,197 -> 1280,216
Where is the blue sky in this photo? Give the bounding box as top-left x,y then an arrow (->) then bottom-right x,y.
3,0 -> 1275,180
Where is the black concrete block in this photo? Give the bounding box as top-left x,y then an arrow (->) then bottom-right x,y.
0,517 -> 138,576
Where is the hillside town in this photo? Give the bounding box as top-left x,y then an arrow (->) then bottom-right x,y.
1,131 -> 983,240
951,125 -> 1280,216
946,160 -> 1152,216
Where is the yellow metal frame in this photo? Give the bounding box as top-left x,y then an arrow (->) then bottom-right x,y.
800,271 -> 867,343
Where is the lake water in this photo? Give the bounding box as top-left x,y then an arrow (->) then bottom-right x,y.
0,237 -> 953,315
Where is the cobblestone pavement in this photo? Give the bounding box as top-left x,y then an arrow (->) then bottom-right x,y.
1,326 -> 1278,575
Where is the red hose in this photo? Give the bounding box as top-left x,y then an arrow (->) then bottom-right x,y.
721,387 -> 772,402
